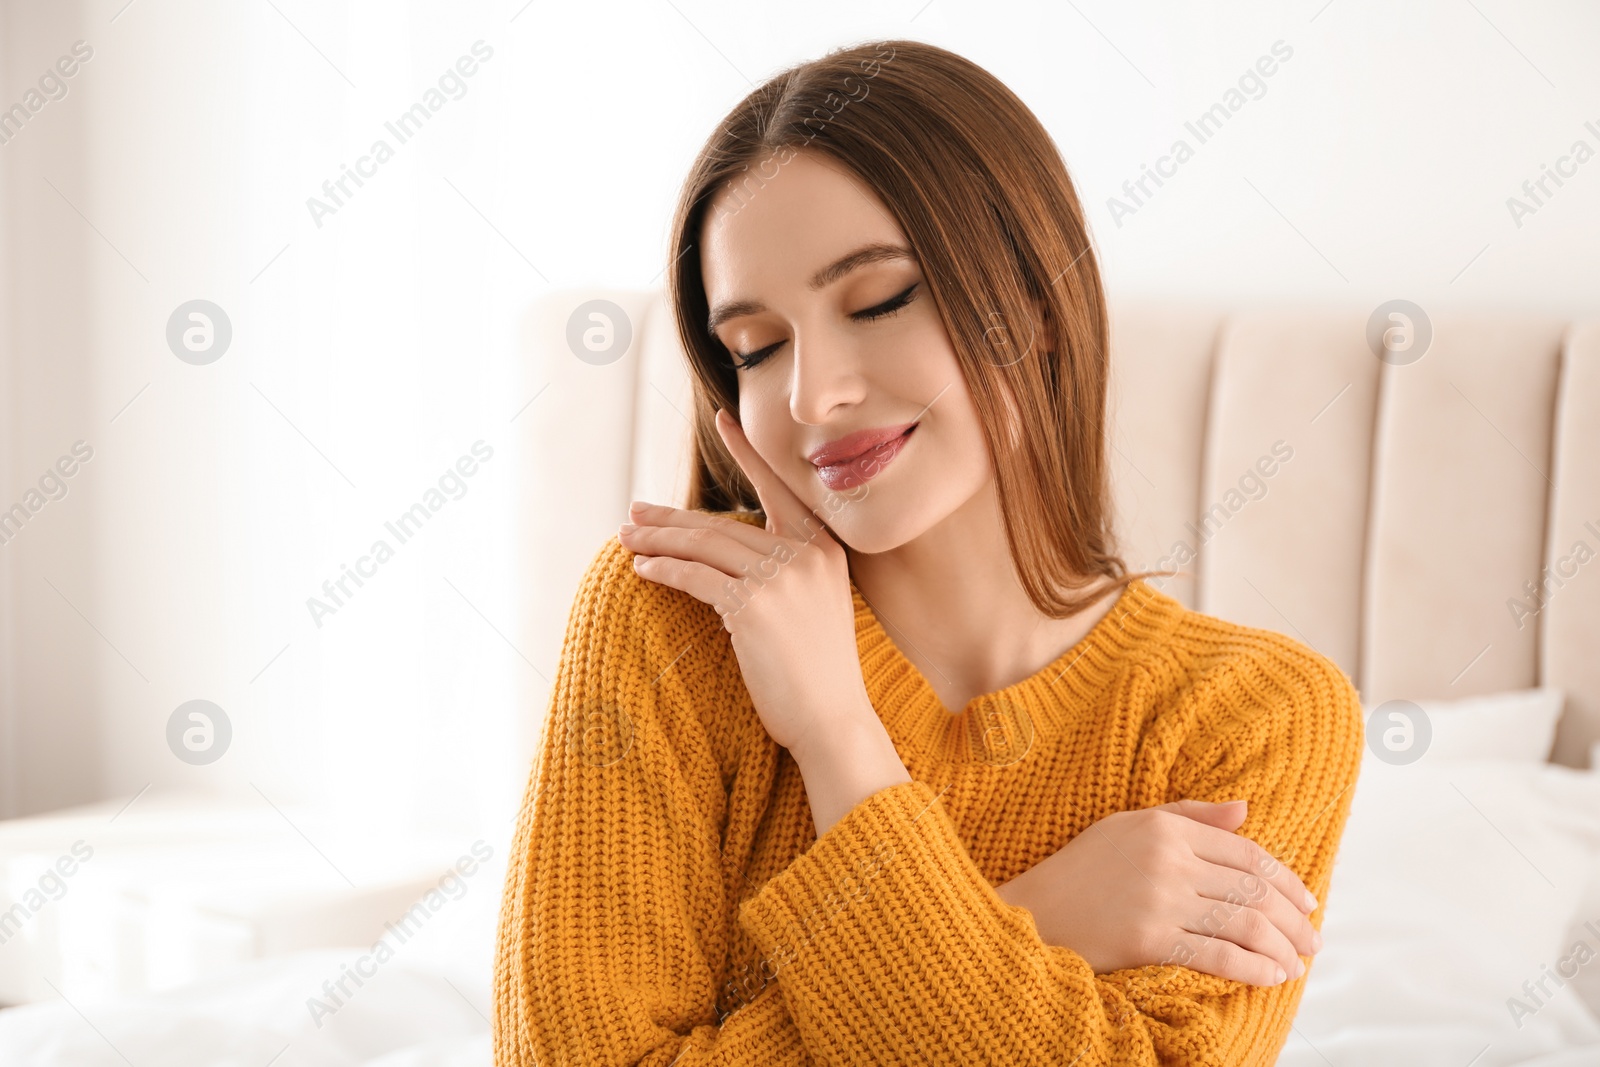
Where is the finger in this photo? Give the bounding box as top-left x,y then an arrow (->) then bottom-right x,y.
1160,928 -> 1299,989
625,501 -> 775,555
1187,824 -> 1318,916
1176,899 -> 1304,987
619,517 -> 771,583
714,408 -> 825,543
1158,799 -> 1248,831
1186,864 -> 1315,974
629,553 -> 772,618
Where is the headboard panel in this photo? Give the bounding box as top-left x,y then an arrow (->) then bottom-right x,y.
520,289 -> 1599,768
1194,310 -> 1379,682
1102,303 -> 1217,612
1547,323 -> 1600,769
1360,315 -> 1566,708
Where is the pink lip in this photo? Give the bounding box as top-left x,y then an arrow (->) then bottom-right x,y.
807,421 -> 919,467
810,423 -> 917,491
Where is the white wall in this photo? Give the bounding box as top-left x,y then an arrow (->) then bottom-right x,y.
1,0 -> 1596,826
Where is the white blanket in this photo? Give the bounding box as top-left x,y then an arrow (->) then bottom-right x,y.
5,757 -> 1600,1065
0,949 -> 490,1066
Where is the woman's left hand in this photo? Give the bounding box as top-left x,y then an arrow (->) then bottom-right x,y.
617,408 -> 873,761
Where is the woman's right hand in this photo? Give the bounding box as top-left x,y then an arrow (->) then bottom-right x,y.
993,799 -> 1322,987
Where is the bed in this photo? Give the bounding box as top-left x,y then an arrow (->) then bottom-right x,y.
2,290 -> 1598,1065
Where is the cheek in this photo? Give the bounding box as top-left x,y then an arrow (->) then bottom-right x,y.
927,365 -> 1005,478
737,398 -> 804,490
951,390 -> 1000,471
904,328 -> 974,417
737,366 -> 789,421
738,388 -> 785,459
899,320 -> 963,386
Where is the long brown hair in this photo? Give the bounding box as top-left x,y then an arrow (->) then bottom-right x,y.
666,38 -> 1171,618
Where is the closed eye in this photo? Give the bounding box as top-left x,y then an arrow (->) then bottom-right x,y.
728,282 -> 921,370
851,281 -> 919,322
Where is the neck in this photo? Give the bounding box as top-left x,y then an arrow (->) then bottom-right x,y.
845,480 -> 1119,715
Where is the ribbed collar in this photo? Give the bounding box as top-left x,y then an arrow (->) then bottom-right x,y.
848,577 -> 1181,763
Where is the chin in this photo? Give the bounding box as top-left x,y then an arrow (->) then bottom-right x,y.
809,491 -> 945,555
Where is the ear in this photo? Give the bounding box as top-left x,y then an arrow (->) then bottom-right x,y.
1027,294 -> 1056,361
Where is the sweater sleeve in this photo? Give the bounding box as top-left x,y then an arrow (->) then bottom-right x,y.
492,537 -> 817,1066
733,641 -> 1365,1065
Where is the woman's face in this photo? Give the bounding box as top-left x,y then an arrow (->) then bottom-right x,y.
700,149 -> 994,555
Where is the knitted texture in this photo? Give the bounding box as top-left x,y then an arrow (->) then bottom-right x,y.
493,515 -> 1365,1065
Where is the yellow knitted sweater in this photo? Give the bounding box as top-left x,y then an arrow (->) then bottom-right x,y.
493,517 -> 1365,1065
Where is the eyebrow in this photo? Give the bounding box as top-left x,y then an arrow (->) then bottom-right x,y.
705,241 -> 916,335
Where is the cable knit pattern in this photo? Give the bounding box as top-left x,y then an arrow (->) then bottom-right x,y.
493,513 -> 1365,1066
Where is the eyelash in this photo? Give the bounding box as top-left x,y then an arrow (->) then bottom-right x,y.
729,282 -> 920,371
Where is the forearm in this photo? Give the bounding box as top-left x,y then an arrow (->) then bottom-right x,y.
735,777 -> 1229,1064
790,707 -> 911,838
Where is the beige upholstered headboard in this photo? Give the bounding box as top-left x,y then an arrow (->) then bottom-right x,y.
518,289 -> 1600,769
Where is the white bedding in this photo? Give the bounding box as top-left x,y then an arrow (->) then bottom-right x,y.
0,948 -> 490,1066
4,754 -> 1600,1065
1277,754 -> 1600,1066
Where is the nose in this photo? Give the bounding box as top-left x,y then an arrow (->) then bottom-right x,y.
788,327 -> 867,426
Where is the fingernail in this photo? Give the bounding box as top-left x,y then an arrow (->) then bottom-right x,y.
1294,959 -> 1306,979
619,523 -> 637,534
1274,966 -> 1287,984
1312,930 -> 1323,952
1303,890 -> 1318,912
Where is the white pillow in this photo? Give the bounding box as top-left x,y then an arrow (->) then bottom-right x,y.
1281,758 -> 1600,1066
1360,687 -> 1564,766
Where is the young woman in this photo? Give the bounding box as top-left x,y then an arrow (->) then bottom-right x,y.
493,38 -> 1363,1066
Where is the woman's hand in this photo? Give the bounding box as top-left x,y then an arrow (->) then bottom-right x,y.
994,799 -> 1322,987
617,408 -> 874,760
